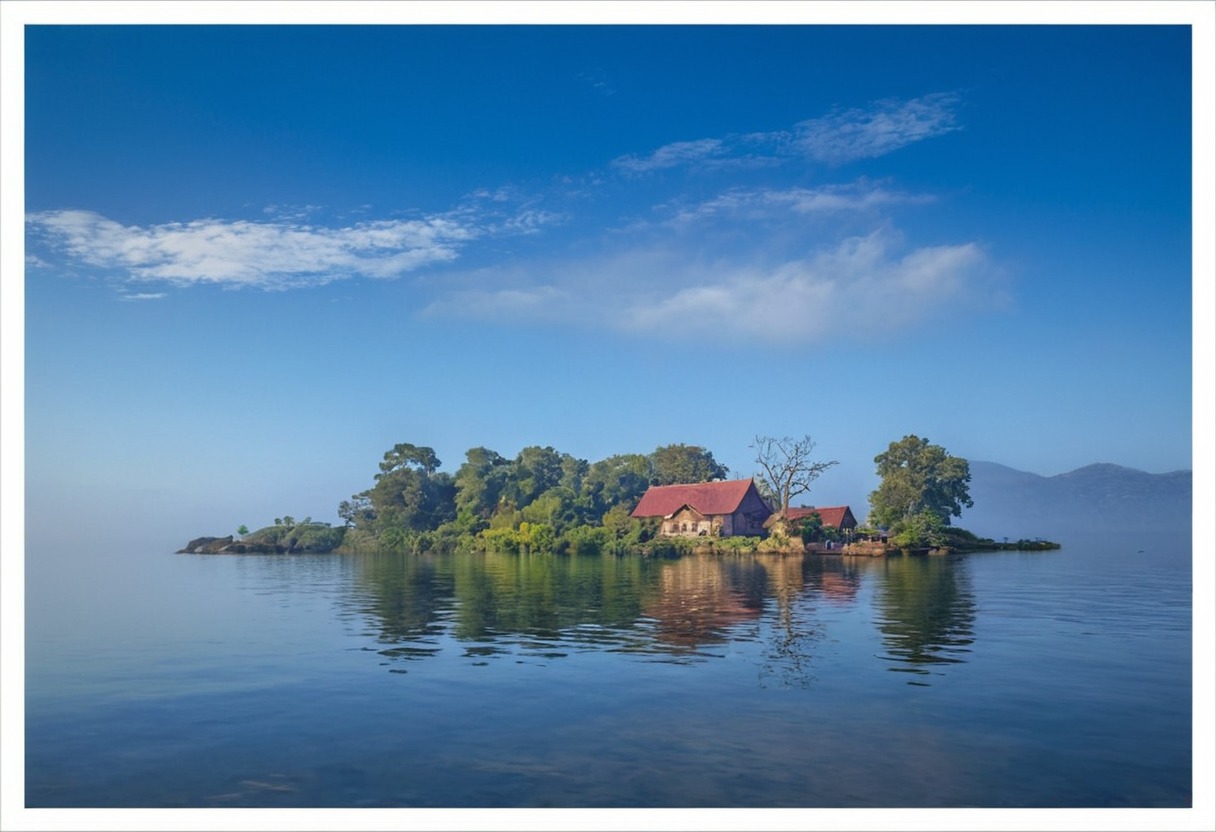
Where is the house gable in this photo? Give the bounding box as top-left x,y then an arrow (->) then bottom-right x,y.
661,504 -> 715,537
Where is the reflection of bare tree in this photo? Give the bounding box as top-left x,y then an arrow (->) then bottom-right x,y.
641,556 -> 767,649
757,555 -> 819,688
874,555 -> 976,679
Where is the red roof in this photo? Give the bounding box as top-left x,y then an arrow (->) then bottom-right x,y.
786,506 -> 856,528
631,479 -> 761,518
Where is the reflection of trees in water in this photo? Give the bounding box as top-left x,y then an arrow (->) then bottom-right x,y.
351,551 -> 667,658
352,554 -> 455,659
874,555 -> 976,678
450,553 -> 658,642
349,551 -> 855,674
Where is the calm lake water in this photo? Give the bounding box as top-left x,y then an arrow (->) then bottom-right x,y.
25,531 -> 1192,808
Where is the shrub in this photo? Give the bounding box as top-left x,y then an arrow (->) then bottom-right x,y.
561,525 -> 612,556
890,510 -> 947,549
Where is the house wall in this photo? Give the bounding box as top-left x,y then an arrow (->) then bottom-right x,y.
729,489 -> 773,537
661,507 -> 715,537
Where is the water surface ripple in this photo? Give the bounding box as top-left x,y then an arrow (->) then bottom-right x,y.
25,534 -> 1192,808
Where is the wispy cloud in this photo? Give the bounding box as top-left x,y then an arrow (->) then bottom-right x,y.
419,167 -> 1000,345
613,93 -> 961,175
423,225 -> 1002,345
261,203 -> 324,221
26,205 -> 556,290
424,284 -> 572,323
793,93 -> 962,164
622,230 -> 989,341
612,139 -> 728,174
577,69 -> 615,97
28,90 -> 980,346
660,182 -> 934,227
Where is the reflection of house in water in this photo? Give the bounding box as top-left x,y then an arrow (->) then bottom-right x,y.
631,479 -> 772,537
818,571 -> 861,604
641,556 -> 767,648
807,558 -> 862,606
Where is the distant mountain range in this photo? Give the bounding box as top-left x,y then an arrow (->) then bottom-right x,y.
956,461 -> 1192,540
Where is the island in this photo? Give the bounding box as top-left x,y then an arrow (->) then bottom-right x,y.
181,435 -> 1059,558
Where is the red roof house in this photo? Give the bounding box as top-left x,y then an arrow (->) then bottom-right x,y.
784,505 -> 858,531
631,479 -> 773,538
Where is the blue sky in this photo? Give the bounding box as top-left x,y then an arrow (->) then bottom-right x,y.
11,17 -> 1208,545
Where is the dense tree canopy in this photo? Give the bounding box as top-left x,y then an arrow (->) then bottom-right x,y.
580,454 -> 651,519
340,440 -> 734,555
649,443 -> 728,486
452,447 -> 511,532
868,435 -> 973,529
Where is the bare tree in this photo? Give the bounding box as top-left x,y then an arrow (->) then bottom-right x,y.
751,435 -> 838,517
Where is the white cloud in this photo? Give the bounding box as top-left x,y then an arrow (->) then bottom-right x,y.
422,227 -> 999,345
614,93 -> 961,175
424,284 -> 570,322
262,203 -> 323,221
612,139 -> 727,174
619,229 -> 988,342
577,70 -> 616,97
118,292 -> 167,302
794,93 -> 962,164
25,207 -> 554,289
663,182 -> 933,227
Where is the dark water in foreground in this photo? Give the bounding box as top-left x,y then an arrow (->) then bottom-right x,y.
25,532 -> 1192,808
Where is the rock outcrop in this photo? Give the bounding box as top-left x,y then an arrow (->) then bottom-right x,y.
178,535 -> 235,554
178,522 -> 346,554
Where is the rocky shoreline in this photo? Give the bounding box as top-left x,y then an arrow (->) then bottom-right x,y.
178,521 -> 346,555
178,535 -> 292,554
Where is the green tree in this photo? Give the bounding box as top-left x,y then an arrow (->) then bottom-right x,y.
503,445 -> 567,508
890,509 -> 949,549
868,435 -> 973,529
794,512 -> 823,544
369,443 -> 455,534
237,524 -> 250,537
649,443 -> 728,485
600,503 -> 637,538
338,491 -> 376,528
559,454 -> 589,495
379,442 -> 440,476
520,486 -> 578,533
579,453 -> 652,517
751,434 -> 838,516
453,447 -> 512,530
